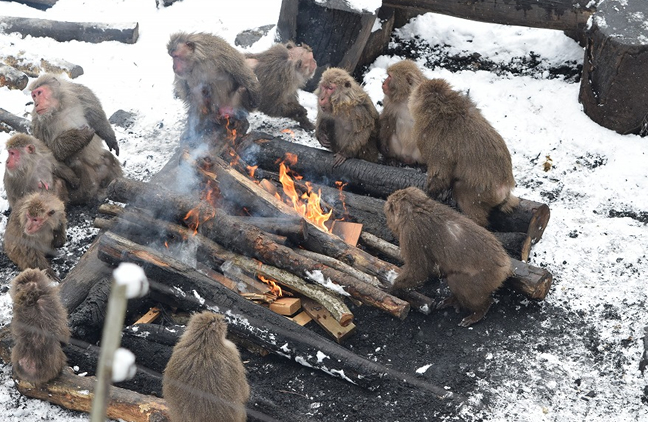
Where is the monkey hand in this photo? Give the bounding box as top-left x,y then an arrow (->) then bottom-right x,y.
298,118 -> 315,132
332,153 -> 348,168
317,132 -> 331,149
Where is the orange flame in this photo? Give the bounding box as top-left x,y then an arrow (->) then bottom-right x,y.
247,165 -> 258,178
335,180 -> 349,217
258,274 -> 283,297
281,128 -> 295,139
277,157 -> 332,232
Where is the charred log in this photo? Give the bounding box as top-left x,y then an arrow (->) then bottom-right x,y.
0,107 -> 30,133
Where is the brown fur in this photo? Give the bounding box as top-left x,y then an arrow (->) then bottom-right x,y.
246,42 -> 316,130
3,133 -> 78,208
409,78 -> 519,226
4,192 -> 66,278
163,311 -> 250,422
10,268 -> 70,385
29,74 -> 122,205
385,187 -> 511,326
378,60 -> 426,164
315,67 -> 380,167
168,32 -> 261,139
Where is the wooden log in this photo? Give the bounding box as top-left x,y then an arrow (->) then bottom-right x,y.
382,0 -> 594,32
276,0 -> 378,90
107,206 -> 355,325
493,231 -> 532,262
96,234 -> 461,402
14,367 -> 170,422
0,16 -> 139,44
578,0 -> 648,136
107,177 -> 410,319
0,107 -> 30,133
229,215 -> 309,243
2,54 -> 84,79
508,258 -> 553,300
359,231 -> 403,264
356,6 -> 396,71
238,132 -> 551,242
0,0 -> 58,10
0,63 -> 28,90
301,297 -> 356,343
294,248 -> 382,288
59,238 -> 114,314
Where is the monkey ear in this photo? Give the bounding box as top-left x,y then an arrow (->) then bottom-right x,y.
344,81 -> 351,88
186,41 -> 196,51
26,144 -> 36,154
50,77 -> 61,88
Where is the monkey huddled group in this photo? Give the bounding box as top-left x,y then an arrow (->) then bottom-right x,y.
3,74 -> 123,277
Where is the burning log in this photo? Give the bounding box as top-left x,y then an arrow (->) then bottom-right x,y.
0,16 -> 140,44
100,205 -> 355,326
228,215 -> 309,243
96,232 -> 463,403
237,132 -> 551,243
107,177 -> 410,319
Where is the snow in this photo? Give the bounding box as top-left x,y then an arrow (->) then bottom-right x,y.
0,0 -> 646,421
112,262 -> 149,299
111,348 -> 136,383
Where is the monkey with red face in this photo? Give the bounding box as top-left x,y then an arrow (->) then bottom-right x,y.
3,133 -> 80,208
29,74 -> 122,205
315,67 -> 380,167
4,191 -> 67,279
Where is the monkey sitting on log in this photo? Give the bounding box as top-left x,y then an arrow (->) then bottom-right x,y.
378,60 -> 426,165
409,78 -> 519,227
245,41 -> 317,130
384,187 -> 511,327
168,32 -> 261,142
3,133 -> 80,208
4,191 -> 67,278
29,74 -> 122,205
10,268 -> 71,385
163,311 -> 250,422
315,67 -> 380,167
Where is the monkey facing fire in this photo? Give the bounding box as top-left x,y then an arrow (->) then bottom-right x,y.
245,41 -> 317,130
163,311 -> 249,422
384,187 -> 511,327
28,74 -> 122,205
3,133 -> 81,208
4,192 -> 67,277
168,32 -> 261,139
409,78 -> 519,226
378,60 -> 426,164
315,67 -> 380,167
10,268 -> 70,385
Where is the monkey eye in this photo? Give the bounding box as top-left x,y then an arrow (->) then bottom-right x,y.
47,210 -> 56,216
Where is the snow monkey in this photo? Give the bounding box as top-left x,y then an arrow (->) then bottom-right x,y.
4,191 -> 67,278
315,67 -> 380,167
378,60 -> 426,164
28,74 -> 123,205
384,187 -> 511,327
10,268 -> 70,385
168,31 -> 261,139
163,311 -> 250,422
409,78 -> 519,226
3,133 -> 80,208
245,41 -> 317,130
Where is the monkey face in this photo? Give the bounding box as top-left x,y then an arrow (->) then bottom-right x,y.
170,42 -> 194,78
31,84 -> 58,115
318,83 -> 335,113
382,74 -> 392,96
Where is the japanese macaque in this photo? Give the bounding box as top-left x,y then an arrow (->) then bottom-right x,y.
384,187 -> 511,327
378,60 -> 426,164
3,133 -> 80,208
10,268 -> 70,385
168,32 -> 261,139
315,67 -> 380,167
4,192 -> 67,278
163,311 -> 249,422
409,78 -> 519,226
245,41 -> 317,130
28,74 -> 122,205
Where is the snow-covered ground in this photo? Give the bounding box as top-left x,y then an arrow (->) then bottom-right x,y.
1,0 -> 647,421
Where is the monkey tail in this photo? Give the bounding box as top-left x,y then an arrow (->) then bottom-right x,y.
498,192 -> 520,214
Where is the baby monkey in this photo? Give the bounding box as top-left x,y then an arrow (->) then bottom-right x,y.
10,268 -> 70,385
384,187 -> 511,326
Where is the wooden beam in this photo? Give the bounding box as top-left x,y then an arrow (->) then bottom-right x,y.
382,0 -> 595,32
